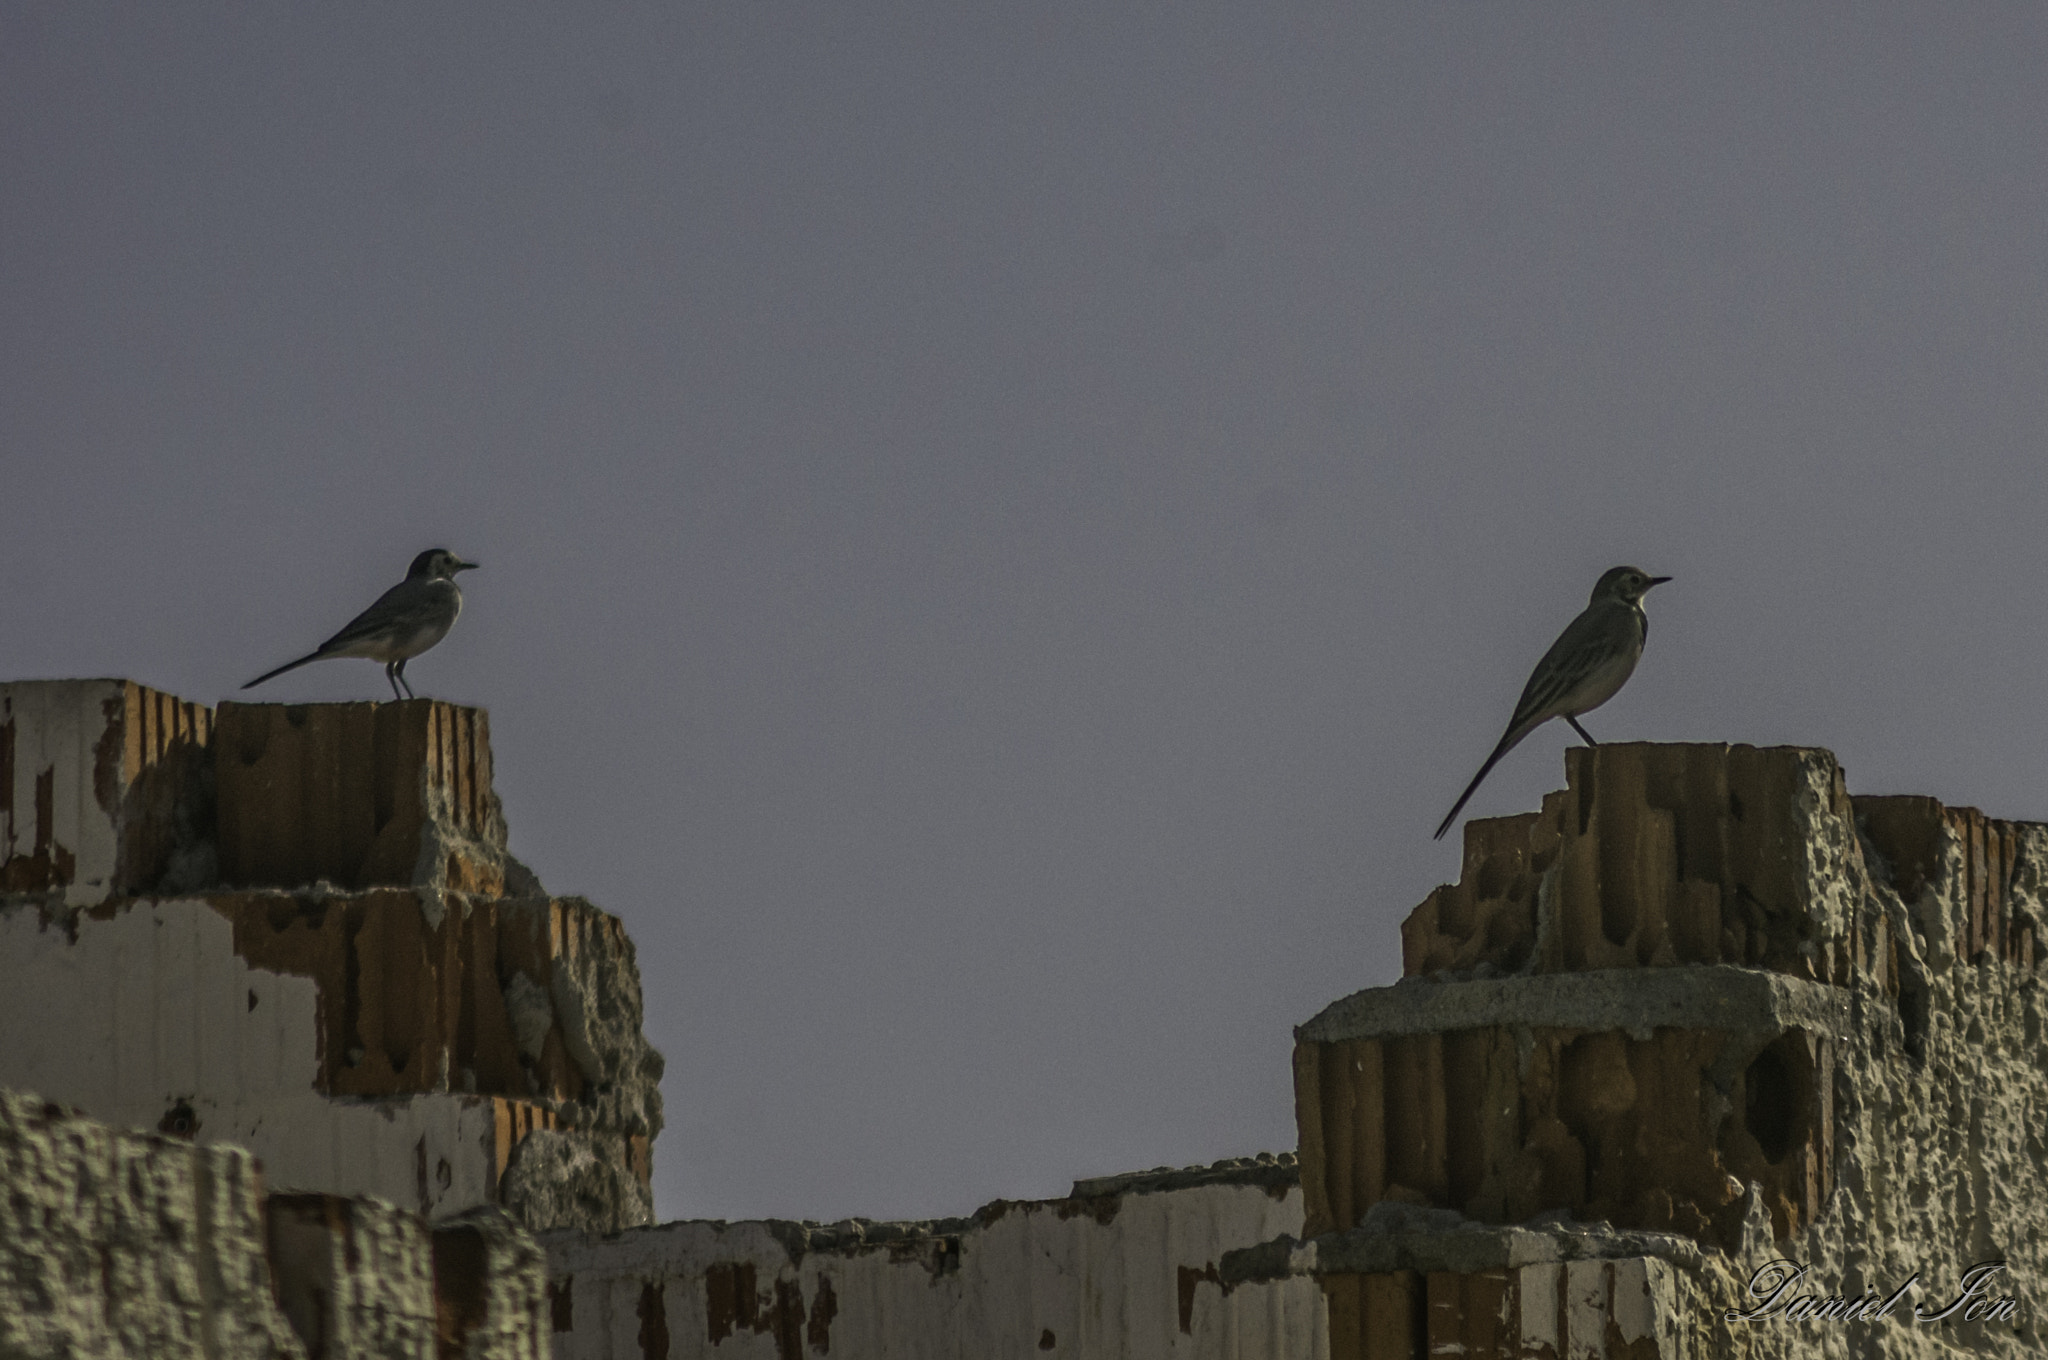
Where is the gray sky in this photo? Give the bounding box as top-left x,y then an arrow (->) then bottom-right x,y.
6,5 -> 2047,1223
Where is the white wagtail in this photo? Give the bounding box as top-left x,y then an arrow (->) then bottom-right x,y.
243,549 -> 479,701
1434,565 -> 1670,840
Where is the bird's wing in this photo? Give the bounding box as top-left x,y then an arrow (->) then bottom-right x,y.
1435,603 -> 1645,842
315,578 -> 443,653
1502,602 -> 1636,739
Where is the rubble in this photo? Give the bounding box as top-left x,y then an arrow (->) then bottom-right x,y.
501,1129 -> 655,1237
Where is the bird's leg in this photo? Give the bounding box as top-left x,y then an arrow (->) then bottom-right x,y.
396,660 -> 416,700
1566,716 -> 1599,746
385,663 -> 404,702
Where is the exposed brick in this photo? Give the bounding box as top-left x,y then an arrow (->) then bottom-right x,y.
1296,1016 -> 1833,1251
215,699 -> 504,892
1405,743 -> 1858,980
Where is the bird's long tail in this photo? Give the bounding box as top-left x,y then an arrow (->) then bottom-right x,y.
242,651 -> 323,690
1433,727 -> 1530,841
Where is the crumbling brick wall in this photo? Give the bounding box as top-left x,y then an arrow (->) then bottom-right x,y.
1283,743 -> 2048,1358
0,680 -> 662,1236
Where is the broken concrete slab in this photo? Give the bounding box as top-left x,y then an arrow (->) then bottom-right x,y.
1297,965 -> 1849,1046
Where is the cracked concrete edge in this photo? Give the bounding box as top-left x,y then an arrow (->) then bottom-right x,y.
547,1156 -> 1304,1269
1295,964 -> 1853,1046
1070,1152 -> 1298,1200
1219,1201 -> 1707,1286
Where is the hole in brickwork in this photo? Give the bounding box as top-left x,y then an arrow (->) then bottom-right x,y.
1900,979 -> 1930,1067
549,1278 -> 573,1333
1743,1036 -> 1811,1165
158,1098 -> 199,1140
638,1280 -> 670,1359
1746,1050 -> 1793,1161
1600,885 -> 1636,948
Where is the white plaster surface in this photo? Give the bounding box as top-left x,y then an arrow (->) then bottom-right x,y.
0,679 -> 129,906
542,1180 -> 1321,1360
0,895 -> 506,1218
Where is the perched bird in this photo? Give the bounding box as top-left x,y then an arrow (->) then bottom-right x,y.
243,549 -> 479,701
1434,565 -> 1670,840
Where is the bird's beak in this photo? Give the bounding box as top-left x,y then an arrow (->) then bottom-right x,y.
1647,576 -> 1672,587
456,560 -> 480,572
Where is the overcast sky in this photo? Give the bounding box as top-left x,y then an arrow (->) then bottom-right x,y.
6,5 -> 2048,1223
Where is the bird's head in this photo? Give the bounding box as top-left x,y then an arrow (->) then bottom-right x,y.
408,548 -> 480,581
1593,565 -> 1670,606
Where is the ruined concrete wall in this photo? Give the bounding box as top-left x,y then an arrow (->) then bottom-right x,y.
0,1086 -> 305,1360
541,1160 -> 1320,1360
0,681 -> 662,1236
1286,743 -> 2047,1358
